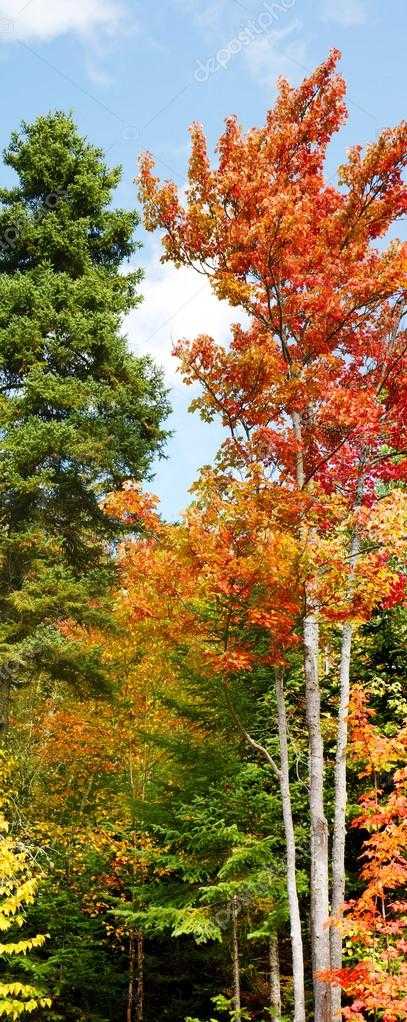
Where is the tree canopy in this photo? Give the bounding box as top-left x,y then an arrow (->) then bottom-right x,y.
0,54 -> 406,1022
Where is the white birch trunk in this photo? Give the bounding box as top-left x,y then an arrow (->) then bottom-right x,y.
269,933 -> 282,1021
331,533 -> 360,1020
303,609 -> 331,1022
292,410 -> 330,1019
275,670 -> 306,1022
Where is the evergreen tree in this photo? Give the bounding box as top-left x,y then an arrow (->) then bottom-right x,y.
0,113 -> 170,701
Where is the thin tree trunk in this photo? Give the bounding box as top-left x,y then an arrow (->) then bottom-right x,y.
231,896 -> 241,1018
330,621 -> 352,1020
331,533 -> 360,1021
136,932 -> 144,1022
269,933 -> 282,1022
303,608 -> 331,1022
275,670 -> 306,1022
127,932 -> 136,1022
292,410 -> 330,1019
292,411 -> 305,490
0,668 -> 12,731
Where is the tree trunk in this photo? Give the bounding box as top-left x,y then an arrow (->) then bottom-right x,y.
303,608 -> 331,1022
0,668 -> 12,731
331,533 -> 359,1021
330,621 -> 352,1020
127,932 -> 136,1022
231,896 -> 241,1018
269,933 -> 282,1022
291,412 -> 328,1019
275,670 -> 306,1022
136,932 -> 144,1022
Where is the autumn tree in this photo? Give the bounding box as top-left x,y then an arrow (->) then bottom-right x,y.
325,687 -> 407,1022
41,482 -> 304,1020
103,481 -> 307,1019
138,50 -> 407,1022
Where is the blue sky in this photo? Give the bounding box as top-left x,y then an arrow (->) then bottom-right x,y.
0,0 -> 406,518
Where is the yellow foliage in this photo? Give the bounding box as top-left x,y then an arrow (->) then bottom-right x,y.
0,755 -> 50,1019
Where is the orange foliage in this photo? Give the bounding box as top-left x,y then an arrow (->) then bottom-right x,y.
323,689 -> 407,1021
138,50 -> 407,629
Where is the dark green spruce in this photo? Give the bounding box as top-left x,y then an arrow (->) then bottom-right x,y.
0,112 -> 170,706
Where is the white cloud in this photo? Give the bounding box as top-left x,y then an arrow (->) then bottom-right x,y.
86,60 -> 113,87
320,0 -> 368,26
243,21 -> 308,89
123,250 -> 249,519
0,0 -> 123,43
174,0 -> 228,34
124,247 -> 248,384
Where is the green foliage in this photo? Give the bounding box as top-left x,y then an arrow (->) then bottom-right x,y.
104,661 -> 299,1018
22,883 -> 127,1022
352,608 -> 407,726
0,112 -> 169,694
185,992 -> 252,1022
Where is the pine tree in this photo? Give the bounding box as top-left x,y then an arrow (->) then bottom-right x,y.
0,113 -> 170,702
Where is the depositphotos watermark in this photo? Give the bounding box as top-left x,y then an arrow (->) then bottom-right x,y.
194,0 -> 296,83
0,227 -> 19,253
